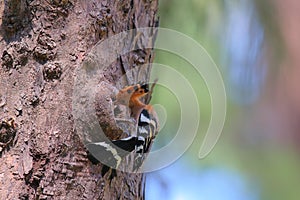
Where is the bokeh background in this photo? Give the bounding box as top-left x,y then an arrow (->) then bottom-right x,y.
146,0 -> 300,199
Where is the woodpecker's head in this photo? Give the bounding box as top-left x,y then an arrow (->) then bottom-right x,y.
115,83 -> 149,105
131,84 -> 149,99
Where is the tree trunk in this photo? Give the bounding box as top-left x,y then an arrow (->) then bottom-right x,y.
0,0 -> 158,199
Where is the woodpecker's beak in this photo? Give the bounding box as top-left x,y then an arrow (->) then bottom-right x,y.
141,84 -> 149,93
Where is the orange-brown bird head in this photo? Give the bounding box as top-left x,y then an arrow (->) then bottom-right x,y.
115,83 -> 149,106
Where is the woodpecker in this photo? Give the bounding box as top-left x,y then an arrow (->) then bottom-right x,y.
87,83 -> 159,177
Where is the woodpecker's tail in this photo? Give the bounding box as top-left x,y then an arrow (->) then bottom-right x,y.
87,136 -> 145,176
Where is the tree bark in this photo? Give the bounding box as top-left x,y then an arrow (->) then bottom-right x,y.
0,0 -> 158,199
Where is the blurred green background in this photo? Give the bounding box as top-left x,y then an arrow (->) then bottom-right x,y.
146,0 -> 300,200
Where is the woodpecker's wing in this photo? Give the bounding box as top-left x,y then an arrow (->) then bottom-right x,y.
138,108 -> 159,147
87,142 -> 123,169
86,136 -> 145,167
112,136 -> 144,152
133,107 -> 159,170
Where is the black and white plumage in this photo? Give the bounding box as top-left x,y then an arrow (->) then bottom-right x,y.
87,83 -> 159,177
132,108 -> 158,170
87,136 -> 145,177
87,108 -> 158,175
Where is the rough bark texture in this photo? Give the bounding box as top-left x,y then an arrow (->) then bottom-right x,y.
0,0 -> 158,199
